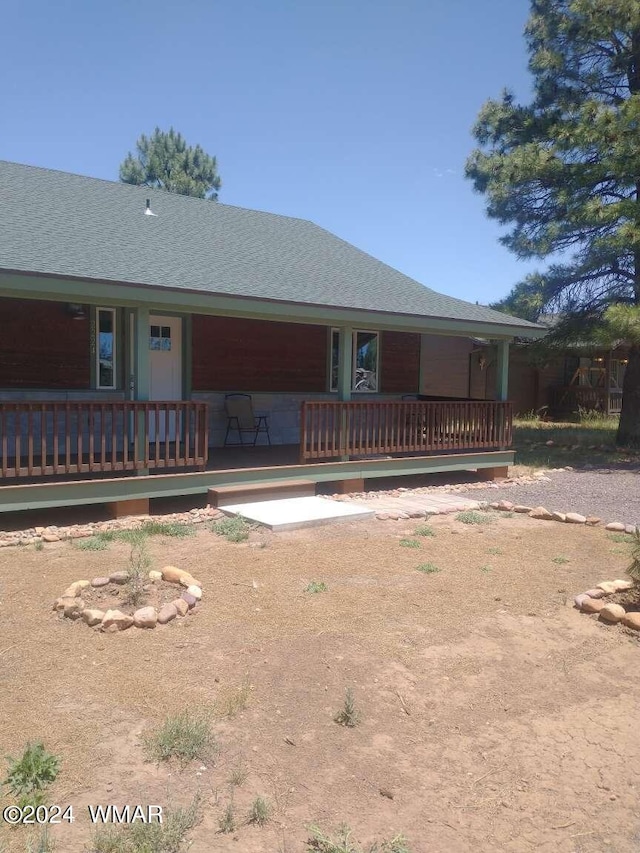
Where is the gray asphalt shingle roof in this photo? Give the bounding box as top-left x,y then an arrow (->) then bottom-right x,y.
0,160 -> 539,332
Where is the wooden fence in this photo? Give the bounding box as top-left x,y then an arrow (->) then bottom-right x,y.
0,401 -> 208,479
299,400 -> 512,461
548,386 -> 623,415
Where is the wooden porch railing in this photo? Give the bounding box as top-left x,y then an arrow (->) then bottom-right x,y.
548,386 -> 623,415
0,401 -> 208,479
299,400 -> 513,462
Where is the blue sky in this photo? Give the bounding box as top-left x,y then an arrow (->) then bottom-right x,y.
2,0 -> 536,305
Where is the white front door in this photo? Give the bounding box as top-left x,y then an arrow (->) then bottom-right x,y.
149,315 -> 182,441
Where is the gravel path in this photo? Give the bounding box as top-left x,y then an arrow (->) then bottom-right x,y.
470,468 -> 640,526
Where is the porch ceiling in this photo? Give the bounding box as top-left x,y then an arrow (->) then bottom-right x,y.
0,271 -> 543,341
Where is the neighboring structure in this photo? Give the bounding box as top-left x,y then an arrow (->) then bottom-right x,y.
0,161 -> 541,514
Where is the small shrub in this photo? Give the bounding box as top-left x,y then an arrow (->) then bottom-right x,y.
628,527 -> 640,583
218,802 -> 236,834
123,532 -> 151,608
211,515 -> 252,543
372,836 -> 412,853
247,795 -> 271,826
334,688 -> 360,728
305,581 -> 328,594
552,555 -> 570,565
414,524 -> 435,537
478,564 -> 492,573
416,563 -> 440,574
34,540 -> 44,552
4,742 -> 59,799
455,511 -> 494,525
228,763 -> 248,787
399,538 -> 420,549
143,709 -> 215,764
517,409 -> 541,423
487,547 -> 502,555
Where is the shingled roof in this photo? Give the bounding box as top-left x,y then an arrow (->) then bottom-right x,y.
0,160 -> 539,333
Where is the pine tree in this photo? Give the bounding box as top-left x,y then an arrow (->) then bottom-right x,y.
119,127 -> 221,200
466,0 -> 640,445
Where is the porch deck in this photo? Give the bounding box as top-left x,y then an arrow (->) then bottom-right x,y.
0,399 -> 514,513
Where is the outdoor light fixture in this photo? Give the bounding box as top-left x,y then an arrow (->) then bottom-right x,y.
66,303 -> 87,320
478,354 -> 487,370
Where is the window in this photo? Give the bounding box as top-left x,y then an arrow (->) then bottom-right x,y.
96,308 -> 116,389
149,324 -> 172,351
330,329 -> 379,392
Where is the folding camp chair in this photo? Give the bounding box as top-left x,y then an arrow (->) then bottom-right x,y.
223,394 -> 271,446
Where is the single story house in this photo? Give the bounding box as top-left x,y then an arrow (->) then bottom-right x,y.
0,160 -> 541,515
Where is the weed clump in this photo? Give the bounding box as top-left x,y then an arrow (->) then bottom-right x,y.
143,710 -> 215,765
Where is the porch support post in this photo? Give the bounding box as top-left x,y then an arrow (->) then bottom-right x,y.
337,326 -> 353,462
133,307 -> 150,477
495,340 -> 510,402
604,350 -> 611,415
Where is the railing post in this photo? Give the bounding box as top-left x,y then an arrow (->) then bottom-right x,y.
133,307 -> 150,473
337,327 -> 353,460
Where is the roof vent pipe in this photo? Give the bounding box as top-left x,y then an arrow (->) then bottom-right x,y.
145,199 -> 157,217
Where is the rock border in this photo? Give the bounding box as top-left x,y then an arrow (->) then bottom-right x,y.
489,500 -> 638,536
0,506 -> 225,549
52,565 -> 203,633
572,580 -> 640,631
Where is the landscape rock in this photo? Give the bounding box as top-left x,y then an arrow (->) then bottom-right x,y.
133,606 -> 157,628
605,522 -> 626,532
581,598 -> 606,614
586,516 -> 601,526
109,571 -> 129,585
91,577 -> 110,588
42,533 -> 60,543
181,592 -> 197,609
101,609 -> 133,632
551,512 -> 566,523
63,597 -> 85,619
148,570 -> 163,581
82,608 -> 105,626
625,524 -> 638,536
612,579 -> 634,592
186,585 -> 202,600
158,603 -> 177,624
529,506 -> 553,520
622,612 -> 640,631
496,500 -> 514,511
574,593 -> 590,609
596,581 -> 618,594
162,565 -> 202,588
172,598 -> 189,616
513,505 -> 533,514
599,603 -> 626,624
584,588 -> 607,599
376,513 -> 390,520
565,513 -> 587,524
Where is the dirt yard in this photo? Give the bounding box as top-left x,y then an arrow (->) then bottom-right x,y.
1,511 -> 639,852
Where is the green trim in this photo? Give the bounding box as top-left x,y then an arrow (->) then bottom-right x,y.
496,340 -> 510,402
0,451 -> 515,513
183,314 -> 193,399
0,272 -> 543,340
337,326 -> 353,401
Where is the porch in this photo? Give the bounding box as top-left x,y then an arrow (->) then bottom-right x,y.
0,398 -> 514,513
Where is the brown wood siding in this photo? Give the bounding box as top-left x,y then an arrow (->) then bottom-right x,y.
0,297 -> 90,389
380,331 -> 420,393
192,316 -> 328,392
421,335 -> 473,397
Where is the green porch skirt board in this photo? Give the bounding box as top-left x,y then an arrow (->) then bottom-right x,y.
0,451 -> 514,513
